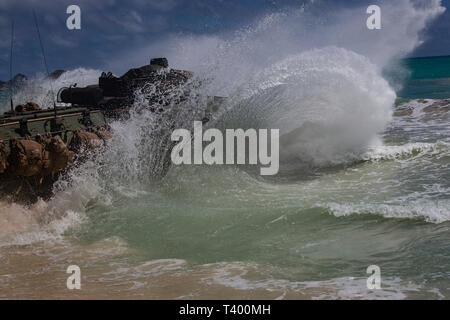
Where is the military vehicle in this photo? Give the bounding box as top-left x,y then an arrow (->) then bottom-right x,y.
0,58 -> 196,203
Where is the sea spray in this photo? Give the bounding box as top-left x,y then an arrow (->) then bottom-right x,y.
0,68 -> 102,113
212,47 -> 396,168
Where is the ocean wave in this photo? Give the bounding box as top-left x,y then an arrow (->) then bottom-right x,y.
361,142 -> 450,162
200,261 -> 440,300
0,204 -> 84,247
394,99 -> 450,118
213,46 -> 396,167
326,200 -> 450,224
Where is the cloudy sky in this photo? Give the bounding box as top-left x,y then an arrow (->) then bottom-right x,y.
0,0 -> 449,80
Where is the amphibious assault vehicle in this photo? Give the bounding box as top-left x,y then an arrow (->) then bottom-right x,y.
0,58 -> 195,202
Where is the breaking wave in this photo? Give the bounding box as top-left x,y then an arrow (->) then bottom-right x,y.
327,200 -> 450,224
214,47 -> 395,167
362,141 -> 450,162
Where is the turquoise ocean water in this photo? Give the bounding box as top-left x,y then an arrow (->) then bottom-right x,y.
398,55 -> 450,99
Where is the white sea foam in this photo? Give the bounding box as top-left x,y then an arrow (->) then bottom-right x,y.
362,142 -> 450,162
327,200 -> 450,224
200,261 -> 440,300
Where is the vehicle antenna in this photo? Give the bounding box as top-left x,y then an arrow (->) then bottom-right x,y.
9,20 -> 14,113
33,9 -> 57,116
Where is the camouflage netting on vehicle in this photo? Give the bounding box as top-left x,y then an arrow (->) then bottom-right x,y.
5,128 -> 109,179
0,128 -> 111,202
37,135 -> 75,177
15,102 -> 41,113
8,138 -> 45,177
93,127 -> 112,141
0,140 -> 7,174
69,129 -> 103,151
